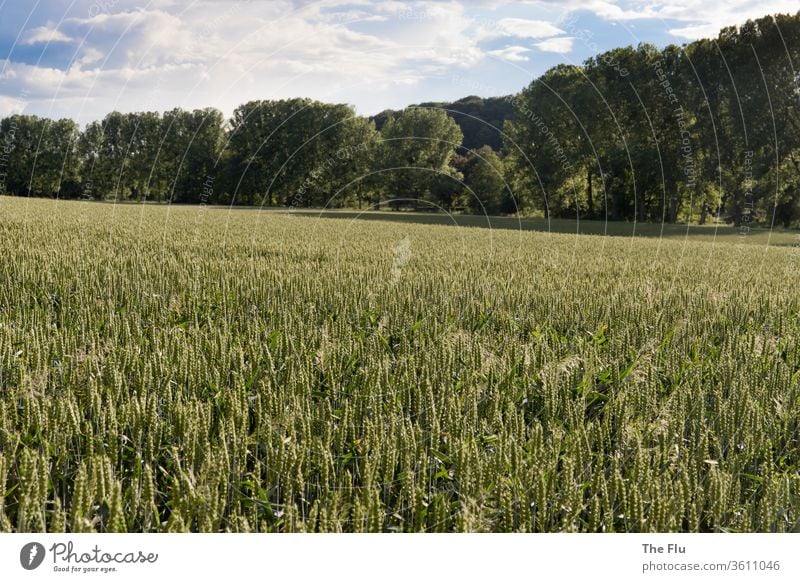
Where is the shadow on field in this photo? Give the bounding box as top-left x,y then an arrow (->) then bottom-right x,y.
261,208 -> 799,247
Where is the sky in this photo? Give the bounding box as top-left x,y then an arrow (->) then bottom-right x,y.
0,0 -> 797,125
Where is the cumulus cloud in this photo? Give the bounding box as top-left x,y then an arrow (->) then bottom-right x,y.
0,95 -> 29,117
534,36 -> 574,53
4,1 -> 486,122
660,0 -> 800,39
488,45 -> 531,62
2,0 -> 797,122
496,18 -> 564,39
22,26 -> 76,45
541,0 -> 799,40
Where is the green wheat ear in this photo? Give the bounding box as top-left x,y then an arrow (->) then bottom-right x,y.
0,196 -> 798,532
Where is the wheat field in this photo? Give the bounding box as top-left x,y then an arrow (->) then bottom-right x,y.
0,195 -> 798,532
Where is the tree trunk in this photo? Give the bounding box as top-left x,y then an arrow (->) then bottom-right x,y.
586,169 -> 593,219
667,184 -> 678,223
636,187 -> 646,222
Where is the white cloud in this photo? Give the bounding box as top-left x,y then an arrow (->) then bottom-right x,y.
534,36 -> 574,53
488,45 -> 531,62
541,0 -> 800,40
667,22 -> 722,39
496,18 -> 564,39
474,16 -> 563,42
22,26 -> 75,45
7,1 -> 488,122
373,1 -> 413,14
661,0 -> 800,39
5,0 -> 796,124
0,95 -> 28,117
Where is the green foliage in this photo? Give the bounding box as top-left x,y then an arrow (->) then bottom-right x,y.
504,14 -> 800,224
78,109 -> 225,202
378,107 -> 464,210
0,115 -> 80,198
225,99 -> 377,207
460,146 -> 512,215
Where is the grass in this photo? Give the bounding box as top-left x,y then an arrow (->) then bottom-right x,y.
0,194 -> 799,532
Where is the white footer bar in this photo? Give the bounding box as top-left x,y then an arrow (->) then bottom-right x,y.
1,533 -> 794,581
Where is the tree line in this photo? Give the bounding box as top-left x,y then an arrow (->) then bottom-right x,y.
504,12 -> 800,226
1,11 -> 798,225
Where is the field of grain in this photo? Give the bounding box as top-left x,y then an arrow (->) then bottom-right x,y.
0,195 -> 799,532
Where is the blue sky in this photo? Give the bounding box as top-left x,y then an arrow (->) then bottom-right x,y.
0,0 -> 797,124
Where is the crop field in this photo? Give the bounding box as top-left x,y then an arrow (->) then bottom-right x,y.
0,195 -> 799,533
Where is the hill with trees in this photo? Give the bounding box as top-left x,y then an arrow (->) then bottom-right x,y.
371,95 -> 515,151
